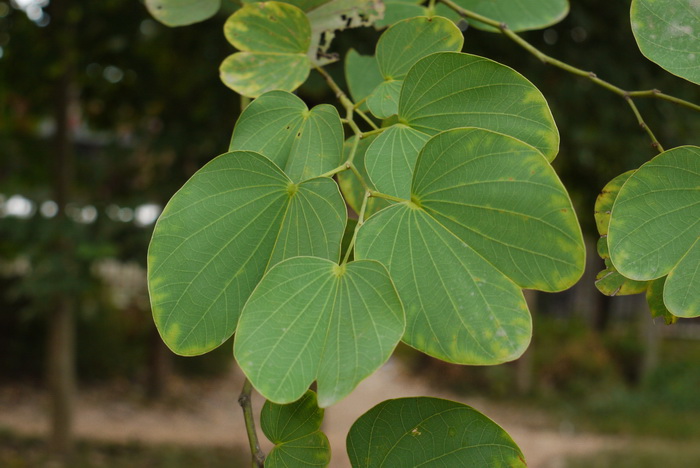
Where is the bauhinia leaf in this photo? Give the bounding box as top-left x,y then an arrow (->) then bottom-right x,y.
400,52 -> 560,161
145,0 -> 221,26
220,2 -> 311,97
452,0 -> 569,32
345,49 -> 383,111
261,390 -> 331,468
235,257 -> 404,406
148,151 -> 346,355
364,51 -> 561,201
357,128 -> 583,364
608,146 -> 700,317
365,16 -> 464,118
347,397 -> 526,467
631,0 -> 700,85
229,91 -> 344,182
647,277 -> 678,325
594,171 -> 648,296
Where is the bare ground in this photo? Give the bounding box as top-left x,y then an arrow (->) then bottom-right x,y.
0,359 -> 624,468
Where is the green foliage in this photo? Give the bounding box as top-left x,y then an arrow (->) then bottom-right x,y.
347,397 -> 525,467
608,147 -> 700,318
144,0 -> 700,465
631,0 -> 700,85
145,0 -> 221,26
261,391 -> 331,467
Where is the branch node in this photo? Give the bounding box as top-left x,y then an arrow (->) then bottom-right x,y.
499,22 -> 508,31
588,71 -> 597,78
652,88 -> 661,94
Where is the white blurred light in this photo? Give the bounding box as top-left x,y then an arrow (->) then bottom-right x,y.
118,207 -> 134,223
40,200 -> 58,218
78,205 -> 98,224
103,65 -> 124,84
5,194 -> 34,218
135,204 -> 161,227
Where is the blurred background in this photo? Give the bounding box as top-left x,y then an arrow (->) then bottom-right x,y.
1,0 -> 700,467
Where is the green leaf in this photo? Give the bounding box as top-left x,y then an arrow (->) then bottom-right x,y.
337,135 -> 391,217
594,171 -> 648,296
631,0 -> 700,85
235,257 -> 405,406
366,80 -> 402,119
452,0 -> 569,32
220,2 -> 311,97
229,91 -> 344,182
355,204 -> 531,364
358,128 -> 583,363
148,151 -> 346,356
413,128 -> 583,292
261,391 -> 331,468
609,146 -> 700,318
375,1 -> 424,28
366,16 -> 464,118
665,239 -> 700,318
345,49 -> 383,111
145,0 -> 221,26
347,397 -> 526,467
365,124 -> 429,199
647,277 -> 678,325
400,52 -> 560,161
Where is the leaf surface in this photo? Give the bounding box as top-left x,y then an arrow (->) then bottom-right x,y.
609,146 -> 700,317
452,0 -> 569,32
647,277 -> 677,325
357,128 -> 583,363
220,2 -> 311,97
261,391 -> 331,467
337,135 -> 391,217
345,49 -> 383,111
400,52 -> 560,161
229,91 -> 344,182
631,0 -> 700,85
145,0 -> 221,26
148,151 -> 345,355
235,257 -> 404,406
347,397 -> 526,467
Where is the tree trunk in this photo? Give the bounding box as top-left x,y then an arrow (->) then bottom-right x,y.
47,299 -> 75,455
146,326 -> 172,400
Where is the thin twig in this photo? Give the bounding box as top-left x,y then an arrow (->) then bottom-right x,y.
238,379 -> 265,468
314,66 -> 366,136
369,190 -> 409,204
439,0 -> 700,153
341,191 -> 370,265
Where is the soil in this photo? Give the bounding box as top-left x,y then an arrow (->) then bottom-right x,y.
0,359 -> 622,468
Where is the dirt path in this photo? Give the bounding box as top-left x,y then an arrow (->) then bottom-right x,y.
0,360 -> 620,467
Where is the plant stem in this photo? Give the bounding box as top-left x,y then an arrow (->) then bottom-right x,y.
314,66 -> 366,136
341,191 -> 370,265
238,379 -> 265,468
319,163 -> 350,179
438,0 -> 700,153
369,190 -> 409,203
349,162 -> 372,191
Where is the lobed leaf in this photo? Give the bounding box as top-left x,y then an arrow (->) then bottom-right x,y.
347,397 -> 526,467
261,390 -> 331,467
357,128 -> 583,364
400,52 -> 560,161
148,151 -> 345,355
235,257 -> 404,406
609,146 -> 700,317
220,2 -> 311,97
229,91 -> 344,182
345,49 -> 383,111
631,0 -> 700,85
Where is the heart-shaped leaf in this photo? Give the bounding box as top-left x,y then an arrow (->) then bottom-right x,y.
347,397 -> 526,467
229,91 -> 344,182
594,171 -> 649,296
220,2 -> 311,97
148,151 -> 346,355
631,0 -> 700,85
647,277 -> 678,325
364,16 -> 464,118
145,0 -> 221,26
357,128 -> 583,364
608,146 -> 700,317
400,52 -> 560,161
364,51 -> 560,201
261,390 -> 331,468
235,257 -> 404,406
452,0 -> 569,32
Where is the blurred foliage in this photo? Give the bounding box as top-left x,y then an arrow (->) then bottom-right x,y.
0,431 -> 246,468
